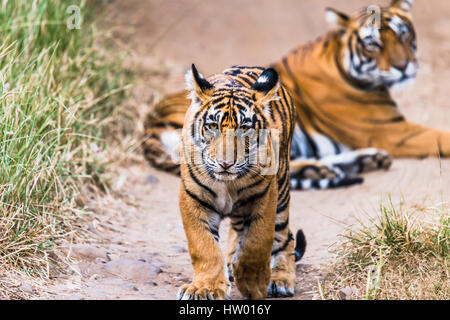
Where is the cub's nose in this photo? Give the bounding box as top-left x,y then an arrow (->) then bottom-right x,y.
218,161 -> 234,170
394,61 -> 408,71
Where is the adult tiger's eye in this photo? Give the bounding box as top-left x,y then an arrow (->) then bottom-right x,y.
208,123 -> 218,130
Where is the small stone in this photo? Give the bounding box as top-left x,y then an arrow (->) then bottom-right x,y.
173,276 -> 190,283
147,252 -> 160,256
338,286 -> 358,300
89,274 -> 100,280
145,281 -> 158,286
75,195 -> 87,207
69,244 -> 107,261
146,175 -> 159,184
171,245 -> 187,253
95,258 -> 107,264
118,283 -> 139,291
296,263 -> 310,272
19,283 -> 33,293
106,253 -> 120,261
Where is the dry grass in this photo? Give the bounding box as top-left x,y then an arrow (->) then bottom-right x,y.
321,198 -> 449,300
0,0 -> 131,297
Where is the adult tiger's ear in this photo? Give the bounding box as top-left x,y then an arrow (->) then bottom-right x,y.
251,68 -> 280,107
325,7 -> 350,30
391,0 -> 414,12
185,63 -> 213,101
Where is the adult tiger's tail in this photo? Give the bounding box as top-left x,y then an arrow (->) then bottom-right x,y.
142,92 -> 189,175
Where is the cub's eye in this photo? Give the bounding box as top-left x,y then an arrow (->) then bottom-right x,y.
363,36 -> 382,51
206,123 -> 218,131
240,125 -> 251,132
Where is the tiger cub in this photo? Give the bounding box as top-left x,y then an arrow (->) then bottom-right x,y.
178,65 -> 298,299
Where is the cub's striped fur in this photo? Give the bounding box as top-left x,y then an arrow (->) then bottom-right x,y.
178,65 -> 299,299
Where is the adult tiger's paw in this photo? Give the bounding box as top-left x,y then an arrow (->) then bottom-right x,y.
301,164 -> 341,180
233,263 -> 271,300
177,282 -> 230,300
267,278 -> 295,298
357,149 -> 392,173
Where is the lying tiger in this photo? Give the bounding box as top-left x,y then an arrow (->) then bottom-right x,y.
143,0 -> 450,189
178,64 -> 298,299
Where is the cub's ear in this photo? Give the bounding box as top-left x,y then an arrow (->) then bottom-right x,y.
391,0 -> 414,12
325,7 -> 350,30
185,64 -> 213,101
251,68 -> 280,110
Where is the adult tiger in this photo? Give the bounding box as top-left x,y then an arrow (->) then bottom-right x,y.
178,64 -> 299,299
275,0 -> 450,160
144,0 -> 450,186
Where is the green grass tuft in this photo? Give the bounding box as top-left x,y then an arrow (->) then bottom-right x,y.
321,198 -> 449,300
0,0 -> 128,283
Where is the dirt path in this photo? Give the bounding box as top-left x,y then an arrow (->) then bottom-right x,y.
40,0 -> 449,300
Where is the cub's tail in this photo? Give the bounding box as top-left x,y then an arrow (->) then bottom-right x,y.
142,91 -> 190,175
294,229 -> 307,262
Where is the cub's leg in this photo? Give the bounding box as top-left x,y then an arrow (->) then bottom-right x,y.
225,224 -> 239,282
267,195 -> 296,297
177,187 -> 230,300
321,148 -> 392,174
231,180 -> 278,300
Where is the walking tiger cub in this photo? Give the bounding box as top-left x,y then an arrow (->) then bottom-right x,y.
143,0 -> 450,189
178,65 -> 299,299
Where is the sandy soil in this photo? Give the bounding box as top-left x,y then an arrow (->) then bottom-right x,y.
38,0 -> 449,300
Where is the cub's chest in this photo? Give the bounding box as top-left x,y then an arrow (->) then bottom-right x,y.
211,184 -> 237,217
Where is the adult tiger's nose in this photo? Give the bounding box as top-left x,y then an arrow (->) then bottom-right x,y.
218,161 -> 234,170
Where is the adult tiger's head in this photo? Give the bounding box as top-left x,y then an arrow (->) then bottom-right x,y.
183,64 -> 280,181
326,0 -> 418,89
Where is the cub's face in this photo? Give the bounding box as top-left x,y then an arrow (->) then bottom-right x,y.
327,0 -> 418,88
184,65 -> 279,181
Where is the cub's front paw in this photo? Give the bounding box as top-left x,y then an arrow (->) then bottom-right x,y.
177,281 -> 230,300
233,262 -> 271,300
267,278 -> 295,298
